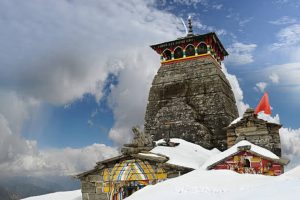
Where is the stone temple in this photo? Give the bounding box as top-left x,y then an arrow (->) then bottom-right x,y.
144,19 -> 239,151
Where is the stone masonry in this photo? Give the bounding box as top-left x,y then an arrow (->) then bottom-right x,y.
226,108 -> 282,156
144,56 -> 239,150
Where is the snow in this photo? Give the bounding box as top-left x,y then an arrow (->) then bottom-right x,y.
138,152 -> 164,158
257,112 -> 280,124
283,165 -> 300,179
202,140 -> 279,169
22,190 -> 82,200
23,167 -> 300,200
229,117 -> 242,125
150,138 -> 220,169
23,139 -> 299,200
230,112 -> 280,126
127,169 -> 300,200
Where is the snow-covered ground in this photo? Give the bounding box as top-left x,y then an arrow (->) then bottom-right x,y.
22,190 -> 82,200
22,139 -> 300,200
23,166 -> 300,200
127,168 -> 300,200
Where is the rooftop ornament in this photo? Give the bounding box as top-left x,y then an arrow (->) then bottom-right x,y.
187,16 -> 194,37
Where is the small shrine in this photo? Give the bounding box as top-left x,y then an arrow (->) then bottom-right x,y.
203,140 -> 289,176
75,127 -> 192,200
226,105 -> 281,157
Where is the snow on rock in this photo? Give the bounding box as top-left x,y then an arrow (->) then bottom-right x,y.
151,138 -> 220,169
126,169 -> 300,200
257,112 -> 280,124
22,190 -> 82,200
138,152 -> 165,158
229,112 -> 280,126
202,140 -> 279,169
229,117 -> 242,126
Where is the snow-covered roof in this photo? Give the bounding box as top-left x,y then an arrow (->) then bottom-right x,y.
138,152 -> 165,158
257,112 -> 280,124
229,112 -> 280,126
151,138 -> 220,169
202,140 -> 280,169
229,117 -> 242,126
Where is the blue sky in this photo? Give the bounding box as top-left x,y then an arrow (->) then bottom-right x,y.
1,0 -> 300,176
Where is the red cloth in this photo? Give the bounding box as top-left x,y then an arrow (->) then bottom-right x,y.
255,92 -> 272,115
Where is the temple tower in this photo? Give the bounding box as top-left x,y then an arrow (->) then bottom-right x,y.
144,18 -> 239,150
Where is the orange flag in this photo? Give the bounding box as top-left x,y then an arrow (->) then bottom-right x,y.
255,92 -> 272,115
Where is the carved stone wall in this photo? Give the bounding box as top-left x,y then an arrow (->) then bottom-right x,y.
144,56 -> 239,150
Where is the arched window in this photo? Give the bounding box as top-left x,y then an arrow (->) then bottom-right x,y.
185,45 -> 195,57
197,43 -> 208,55
174,47 -> 183,59
162,49 -> 172,61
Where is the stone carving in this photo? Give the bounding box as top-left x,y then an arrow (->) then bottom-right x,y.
121,126 -> 154,155
131,126 -> 153,147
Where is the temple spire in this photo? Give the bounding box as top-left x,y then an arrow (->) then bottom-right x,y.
187,16 -> 194,37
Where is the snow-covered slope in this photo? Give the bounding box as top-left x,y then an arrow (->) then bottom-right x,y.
283,165 -> 300,179
127,169 -> 300,200
22,190 -> 82,200
23,167 -> 300,200
150,138 -> 220,169
23,139 -> 300,200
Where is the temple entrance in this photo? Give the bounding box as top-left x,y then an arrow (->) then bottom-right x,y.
112,181 -> 148,200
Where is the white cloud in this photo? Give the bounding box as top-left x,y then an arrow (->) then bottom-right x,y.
269,16 -> 297,25
0,114 -> 37,165
271,24 -> 300,50
238,17 -> 253,27
0,0 -> 184,176
0,90 -> 40,134
0,0 -> 183,105
0,104 -> 118,176
269,73 -> 280,83
255,82 -> 268,93
280,128 -> 300,170
172,0 -> 207,6
226,42 -> 257,66
222,64 -> 250,116
0,142 -> 118,176
263,62 -> 300,96
212,4 -> 223,10
107,49 -> 159,145
191,20 -> 227,36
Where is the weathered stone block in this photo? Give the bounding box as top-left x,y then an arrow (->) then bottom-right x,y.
81,181 -> 96,193
88,193 -> 107,200
87,175 -> 102,182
